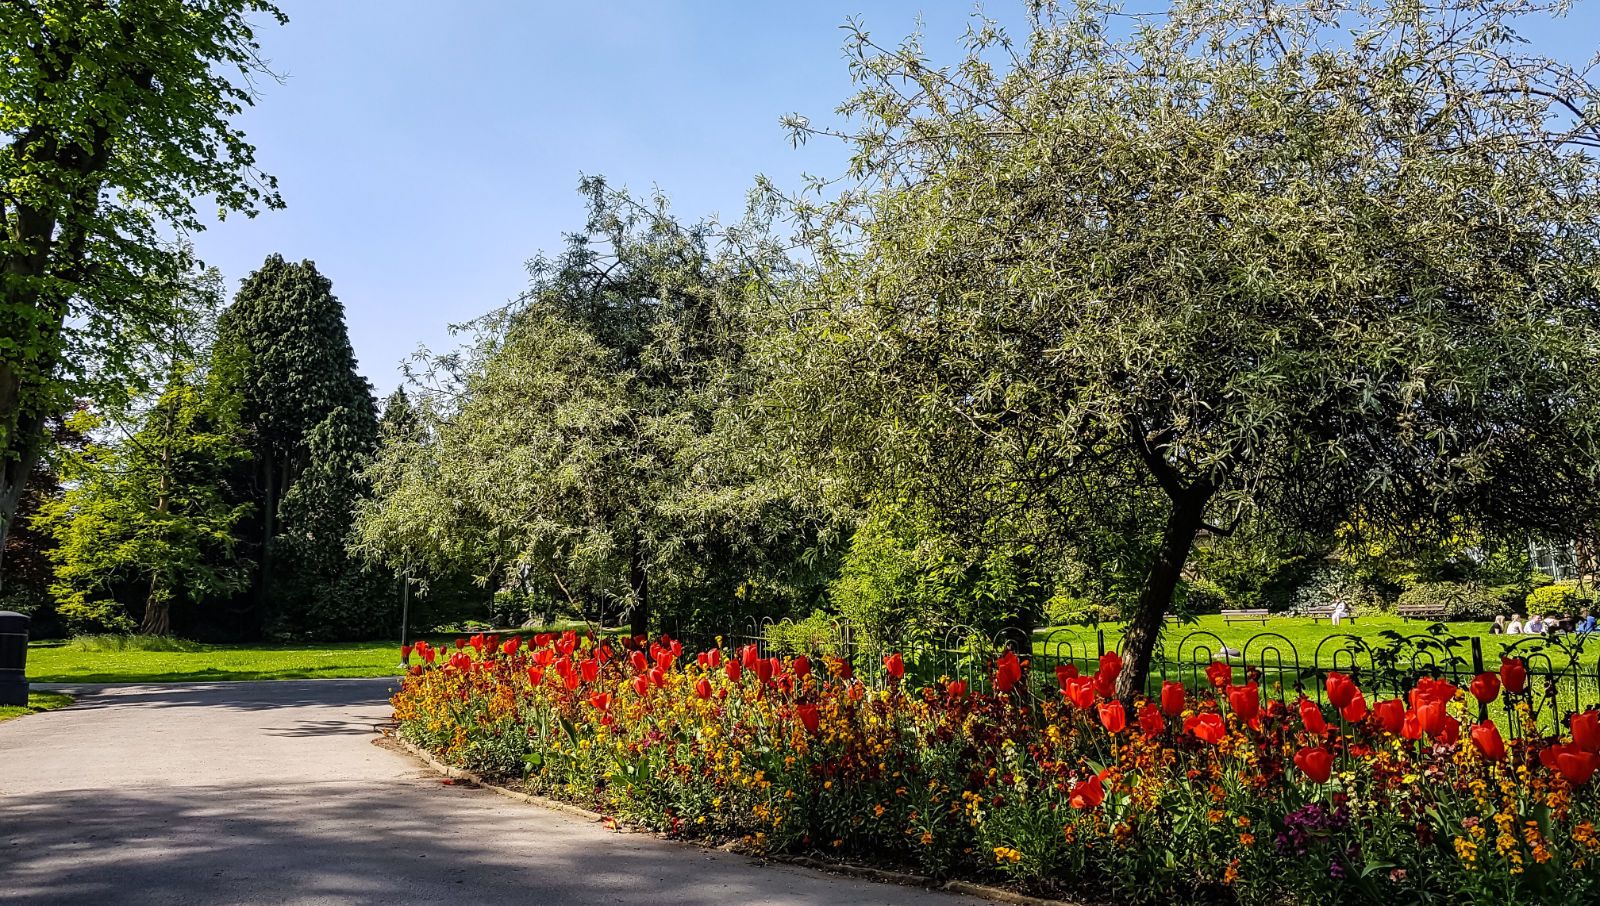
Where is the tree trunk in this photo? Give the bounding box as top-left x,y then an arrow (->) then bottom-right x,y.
1114,484 -> 1214,702
257,451 -> 277,610
0,408 -> 44,588
140,585 -> 171,636
629,537 -> 650,639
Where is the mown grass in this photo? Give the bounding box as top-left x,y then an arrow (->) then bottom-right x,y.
26,637 -> 411,683
0,690 -> 76,722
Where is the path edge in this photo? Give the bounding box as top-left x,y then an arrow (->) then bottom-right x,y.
385,731 -> 1086,906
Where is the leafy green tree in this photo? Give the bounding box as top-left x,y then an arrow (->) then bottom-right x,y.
781,0 -> 1600,695
0,0 -> 285,563
37,365 -> 252,635
215,254 -> 380,634
356,182 -> 829,637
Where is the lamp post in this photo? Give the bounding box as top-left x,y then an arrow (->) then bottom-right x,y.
398,575 -> 411,668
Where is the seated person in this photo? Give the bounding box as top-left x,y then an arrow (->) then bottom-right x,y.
1525,614 -> 1547,634
1579,609 -> 1597,634
1507,614 -> 1524,635
1490,615 -> 1507,634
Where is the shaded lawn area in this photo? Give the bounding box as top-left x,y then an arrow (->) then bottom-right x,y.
26,639 -> 410,683
0,690 -> 76,722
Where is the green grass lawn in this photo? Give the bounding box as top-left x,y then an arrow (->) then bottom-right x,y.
0,690 -> 76,722
26,636 -> 411,683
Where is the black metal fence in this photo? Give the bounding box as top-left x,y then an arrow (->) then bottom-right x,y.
731,617 -> 1600,736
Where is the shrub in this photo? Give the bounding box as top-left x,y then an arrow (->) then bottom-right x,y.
1396,582 -> 1504,621
1525,582 -> 1594,618
1178,579 -> 1226,615
1046,596 -> 1121,626
68,633 -> 203,652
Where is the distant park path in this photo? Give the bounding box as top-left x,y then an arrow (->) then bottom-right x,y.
0,679 -> 980,906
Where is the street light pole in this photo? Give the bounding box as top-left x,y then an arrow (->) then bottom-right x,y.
398,575 -> 410,668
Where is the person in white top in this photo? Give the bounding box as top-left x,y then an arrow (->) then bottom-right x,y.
1330,599 -> 1348,626
1525,614 -> 1546,634
1506,614 -> 1524,635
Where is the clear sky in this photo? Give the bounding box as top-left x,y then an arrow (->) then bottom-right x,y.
190,1 -> 1600,397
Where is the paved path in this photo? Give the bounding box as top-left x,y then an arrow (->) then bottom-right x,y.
0,679 -> 981,906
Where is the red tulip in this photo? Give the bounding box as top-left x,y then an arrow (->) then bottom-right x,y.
588,692 -> 612,712
1557,749 -> 1600,785
1438,714 -> 1461,745
792,655 -> 811,678
533,649 -> 554,667
1138,702 -> 1165,737
1573,711 -> 1600,753
1055,664 -> 1080,692
1227,683 -> 1260,723
400,644 -> 413,661
633,675 -> 650,697
741,645 -> 761,671
1185,712 -> 1227,745
1410,676 -> 1458,708
455,638 -> 467,650
1471,721 -> 1506,761
694,677 -> 712,700
994,652 -> 1024,693
1417,700 -> 1448,737
1401,709 -> 1423,741
884,653 -> 905,682
1068,774 -> 1105,810
649,667 -> 667,688
1500,657 -> 1527,694
534,633 -> 551,648
1098,700 -> 1127,734
1092,670 -> 1118,700
1469,672 -> 1501,705
595,644 -> 613,664
655,650 -> 675,672
580,658 -> 599,684
1160,681 -> 1186,717
421,646 -> 436,664
1325,672 -> 1357,710
1064,676 -> 1096,710
629,650 -> 649,673
796,703 -> 820,735
834,659 -> 853,681
755,658 -> 775,684
502,637 -> 521,656
526,666 -> 544,686
947,679 -> 968,699
705,648 -> 723,669
1298,697 -> 1327,735
1293,745 -> 1334,783
1339,690 -> 1369,723
725,660 -> 742,683
1206,661 -> 1233,689
1098,651 -> 1123,680
1374,698 -> 1405,734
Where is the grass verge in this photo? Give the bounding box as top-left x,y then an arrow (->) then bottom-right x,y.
0,690 -> 75,722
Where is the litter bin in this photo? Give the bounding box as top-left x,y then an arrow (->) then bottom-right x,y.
0,611 -> 29,706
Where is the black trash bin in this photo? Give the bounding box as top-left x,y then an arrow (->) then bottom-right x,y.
0,611 -> 29,706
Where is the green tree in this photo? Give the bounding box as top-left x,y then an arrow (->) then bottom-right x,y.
37,365 -> 253,635
215,254 -> 379,634
0,0 -> 285,563
356,182 -> 829,637
781,0 -> 1600,695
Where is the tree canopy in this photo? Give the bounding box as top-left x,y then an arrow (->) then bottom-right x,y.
775,0 -> 1600,693
0,0 -> 284,568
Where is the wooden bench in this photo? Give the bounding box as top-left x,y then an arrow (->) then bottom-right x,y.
1397,604 -> 1448,622
1305,607 -> 1357,625
1221,608 -> 1271,625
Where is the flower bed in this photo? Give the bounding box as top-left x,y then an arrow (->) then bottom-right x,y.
392,633 -> 1600,904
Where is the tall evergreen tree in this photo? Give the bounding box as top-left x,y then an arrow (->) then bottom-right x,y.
216,254 -> 380,636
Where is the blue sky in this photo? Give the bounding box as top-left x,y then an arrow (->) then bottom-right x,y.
191,1 -> 1600,396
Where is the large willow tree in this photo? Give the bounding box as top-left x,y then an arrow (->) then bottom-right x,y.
779,0 -> 1600,695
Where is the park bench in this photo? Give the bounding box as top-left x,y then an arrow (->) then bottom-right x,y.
1221,608 -> 1271,625
1306,606 -> 1357,625
1397,604 -> 1448,621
